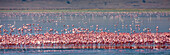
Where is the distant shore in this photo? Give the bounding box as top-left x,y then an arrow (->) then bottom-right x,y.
0,9 -> 170,13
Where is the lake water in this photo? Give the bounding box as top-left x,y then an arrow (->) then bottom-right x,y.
0,48 -> 169,55
0,12 -> 170,55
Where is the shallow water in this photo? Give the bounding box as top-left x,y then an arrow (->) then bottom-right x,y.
0,12 -> 170,35
0,48 -> 170,55
0,12 -> 170,55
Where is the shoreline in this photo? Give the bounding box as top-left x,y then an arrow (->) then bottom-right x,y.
0,9 -> 170,13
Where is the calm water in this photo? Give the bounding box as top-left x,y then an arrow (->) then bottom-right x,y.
0,12 -> 170,34
0,12 -> 170,55
0,48 -> 169,55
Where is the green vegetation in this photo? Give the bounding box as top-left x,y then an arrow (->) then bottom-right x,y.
0,9 -> 170,12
